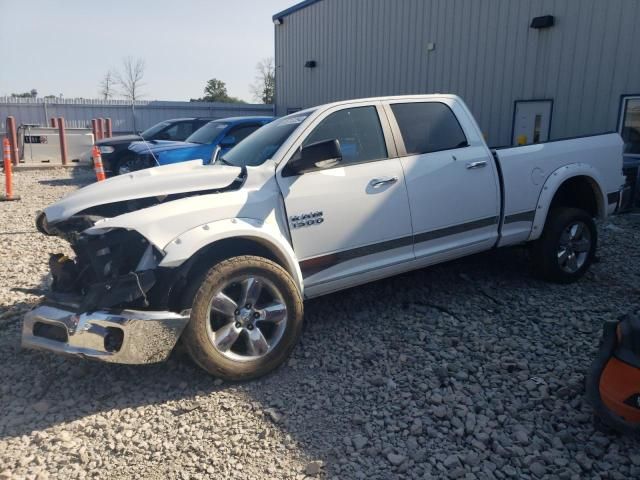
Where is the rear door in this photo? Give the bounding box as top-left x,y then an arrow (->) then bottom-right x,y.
277,103 -> 414,289
384,99 -> 500,261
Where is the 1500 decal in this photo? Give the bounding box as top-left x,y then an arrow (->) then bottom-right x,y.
290,211 -> 324,229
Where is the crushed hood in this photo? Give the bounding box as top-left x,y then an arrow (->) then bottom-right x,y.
44,160 -> 242,224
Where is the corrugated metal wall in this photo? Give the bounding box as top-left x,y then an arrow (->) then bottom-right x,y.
0,98 -> 274,135
274,0 -> 640,146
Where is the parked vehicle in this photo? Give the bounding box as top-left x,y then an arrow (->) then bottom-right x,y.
96,118 -> 214,176
124,117 -> 274,173
26,94 -> 625,381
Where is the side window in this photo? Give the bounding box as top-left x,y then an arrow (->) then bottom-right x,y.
163,122 -> 194,141
226,124 -> 262,144
390,102 -> 468,155
303,106 -> 387,164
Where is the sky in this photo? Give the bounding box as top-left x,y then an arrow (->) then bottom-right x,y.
0,0 -> 296,103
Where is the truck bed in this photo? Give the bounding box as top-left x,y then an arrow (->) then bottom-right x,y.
494,133 -> 624,247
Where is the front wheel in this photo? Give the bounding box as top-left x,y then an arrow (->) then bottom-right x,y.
113,155 -> 154,175
531,207 -> 597,283
181,256 -> 304,381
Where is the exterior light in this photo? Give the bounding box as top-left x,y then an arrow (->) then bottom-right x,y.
304,60 -> 317,68
530,15 -> 554,29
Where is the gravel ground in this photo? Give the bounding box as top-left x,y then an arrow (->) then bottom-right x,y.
1,168 -> 639,480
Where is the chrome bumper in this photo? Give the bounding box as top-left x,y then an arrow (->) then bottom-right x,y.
22,304 -> 190,364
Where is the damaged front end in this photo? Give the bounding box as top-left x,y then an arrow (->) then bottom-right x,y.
23,161 -> 250,364
23,217 -> 189,364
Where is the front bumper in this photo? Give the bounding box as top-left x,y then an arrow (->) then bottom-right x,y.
22,304 -> 190,364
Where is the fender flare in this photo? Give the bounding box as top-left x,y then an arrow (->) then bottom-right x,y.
528,163 -> 607,241
159,218 -> 303,294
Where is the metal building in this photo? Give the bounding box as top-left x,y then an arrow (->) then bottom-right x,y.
273,0 -> 640,157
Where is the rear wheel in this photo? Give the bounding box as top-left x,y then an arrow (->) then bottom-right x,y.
531,207 -> 597,283
181,256 -> 303,380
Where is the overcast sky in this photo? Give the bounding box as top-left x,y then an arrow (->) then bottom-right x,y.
0,0 -> 296,103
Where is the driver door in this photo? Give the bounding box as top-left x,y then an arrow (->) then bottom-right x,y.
277,103 -> 414,291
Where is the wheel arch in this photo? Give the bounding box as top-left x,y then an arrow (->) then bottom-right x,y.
529,164 -> 606,241
159,218 -> 303,296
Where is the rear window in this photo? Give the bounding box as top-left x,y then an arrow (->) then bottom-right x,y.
391,102 -> 468,155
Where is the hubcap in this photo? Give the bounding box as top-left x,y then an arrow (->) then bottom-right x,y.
557,221 -> 591,273
206,275 -> 287,361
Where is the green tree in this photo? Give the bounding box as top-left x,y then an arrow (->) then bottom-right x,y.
192,78 -> 245,103
11,89 -> 37,98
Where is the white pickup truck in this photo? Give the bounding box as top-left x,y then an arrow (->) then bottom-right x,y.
25,94 -> 625,380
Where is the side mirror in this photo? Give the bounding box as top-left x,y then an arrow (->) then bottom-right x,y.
284,139 -> 342,176
219,135 -> 236,147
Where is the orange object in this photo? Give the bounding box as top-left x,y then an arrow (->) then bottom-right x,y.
6,116 -> 18,165
91,119 -> 98,141
600,357 -> 640,423
1,138 -> 20,201
105,118 -> 113,138
97,118 -> 104,140
92,145 -> 106,181
57,117 -> 68,166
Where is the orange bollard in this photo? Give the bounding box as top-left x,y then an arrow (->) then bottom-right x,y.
6,116 -> 18,165
1,138 -> 20,201
57,117 -> 69,166
91,118 -> 98,141
92,145 -> 106,182
105,118 -> 112,138
96,118 -> 104,140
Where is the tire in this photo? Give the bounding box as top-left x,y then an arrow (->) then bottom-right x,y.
112,154 -> 153,175
531,207 -> 597,283
181,255 -> 303,381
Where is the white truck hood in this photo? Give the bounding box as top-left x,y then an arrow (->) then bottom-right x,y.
44,160 -> 242,224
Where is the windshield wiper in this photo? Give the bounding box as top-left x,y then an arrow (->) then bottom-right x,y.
218,156 -> 232,166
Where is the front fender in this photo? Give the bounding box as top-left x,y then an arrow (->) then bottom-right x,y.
159,218 -> 303,294
529,163 -> 606,241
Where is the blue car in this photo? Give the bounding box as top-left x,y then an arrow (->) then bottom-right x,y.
123,116 -> 274,173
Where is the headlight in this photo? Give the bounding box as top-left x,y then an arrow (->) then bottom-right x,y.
99,146 -> 115,154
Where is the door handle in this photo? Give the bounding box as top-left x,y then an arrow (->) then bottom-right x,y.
466,160 -> 487,170
369,176 -> 398,188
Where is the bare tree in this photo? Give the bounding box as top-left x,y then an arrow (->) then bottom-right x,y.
250,57 -> 275,104
114,57 -> 146,102
99,70 -> 115,100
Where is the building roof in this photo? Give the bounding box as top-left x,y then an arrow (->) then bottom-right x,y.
272,0 -> 323,21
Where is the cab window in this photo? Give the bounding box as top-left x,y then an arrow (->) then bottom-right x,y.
303,106 -> 388,165
162,122 -> 196,141
390,102 -> 468,155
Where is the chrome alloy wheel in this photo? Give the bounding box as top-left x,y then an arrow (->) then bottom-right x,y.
206,275 -> 288,361
557,221 -> 592,273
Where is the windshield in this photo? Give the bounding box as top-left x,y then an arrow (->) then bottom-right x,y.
186,121 -> 228,144
222,112 -> 313,167
140,121 -> 171,139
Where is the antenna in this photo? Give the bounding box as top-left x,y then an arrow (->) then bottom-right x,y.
138,131 -> 160,167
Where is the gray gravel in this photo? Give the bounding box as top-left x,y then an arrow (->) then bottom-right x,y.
1,168 -> 639,479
